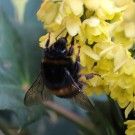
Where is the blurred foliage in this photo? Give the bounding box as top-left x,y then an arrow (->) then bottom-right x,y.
0,0 -> 126,135
129,44 -> 135,59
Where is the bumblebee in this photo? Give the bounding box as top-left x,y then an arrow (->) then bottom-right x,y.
24,33 -> 96,111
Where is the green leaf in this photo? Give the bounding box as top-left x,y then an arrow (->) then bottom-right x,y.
0,1 -> 47,129
43,119 -> 79,135
0,0 -> 15,18
0,85 -> 47,127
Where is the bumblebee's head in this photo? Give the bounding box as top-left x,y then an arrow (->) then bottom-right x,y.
53,37 -> 67,55
45,37 -> 68,58
55,37 -> 67,50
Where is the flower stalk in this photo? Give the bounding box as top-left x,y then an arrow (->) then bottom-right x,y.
43,101 -> 99,135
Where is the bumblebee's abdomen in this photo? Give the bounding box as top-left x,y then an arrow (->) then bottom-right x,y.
50,87 -> 79,98
41,57 -> 74,88
41,57 -> 79,98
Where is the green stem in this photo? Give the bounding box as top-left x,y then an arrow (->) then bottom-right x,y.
43,101 -> 99,135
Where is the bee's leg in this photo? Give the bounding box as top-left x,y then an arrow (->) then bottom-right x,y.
67,36 -> 75,56
45,33 -> 50,48
72,46 -> 81,75
79,73 -> 102,85
74,45 -> 81,64
84,73 -> 101,80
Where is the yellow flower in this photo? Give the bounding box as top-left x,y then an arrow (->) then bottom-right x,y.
84,77 -> 104,96
81,45 -> 100,61
79,17 -> 109,44
125,102 -> 134,118
124,120 -> 135,135
37,0 -> 60,24
60,0 -> 83,16
114,0 -> 132,7
83,0 -> 99,11
96,0 -> 116,20
91,39 -> 135,118
65,15 -> 81,36
59,0 -> 83,36
111,21 -> 135,48
99,44 -> 127,71
124,22 -> 135,38
111,86 -> 130,104
123,2 -> 135,22
111,1 -> 135,48
36,0 -> 124,56
78,45 -> 99,73
121,58 -> 135,76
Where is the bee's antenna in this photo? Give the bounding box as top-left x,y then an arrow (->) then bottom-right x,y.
55,28 -> 66,41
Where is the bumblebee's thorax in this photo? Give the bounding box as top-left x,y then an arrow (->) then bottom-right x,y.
41,56 -> 74,90
44,37 -> 68,58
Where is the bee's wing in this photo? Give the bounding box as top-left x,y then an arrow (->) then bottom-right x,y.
24,73 -> 50,106
72,91 -> 95,112
65,69 -> 95,112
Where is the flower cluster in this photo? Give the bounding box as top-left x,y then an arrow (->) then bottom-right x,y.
112,0 -> 135,48
37,0 -> 135,134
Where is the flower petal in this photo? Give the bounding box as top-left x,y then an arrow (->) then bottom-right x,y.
84,17 -> 100,27
125,102 -> 134,118
66,16 -> 81,36
37,0 -> 59,24
82,45 -> 100,60
84,0 -> 99,11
